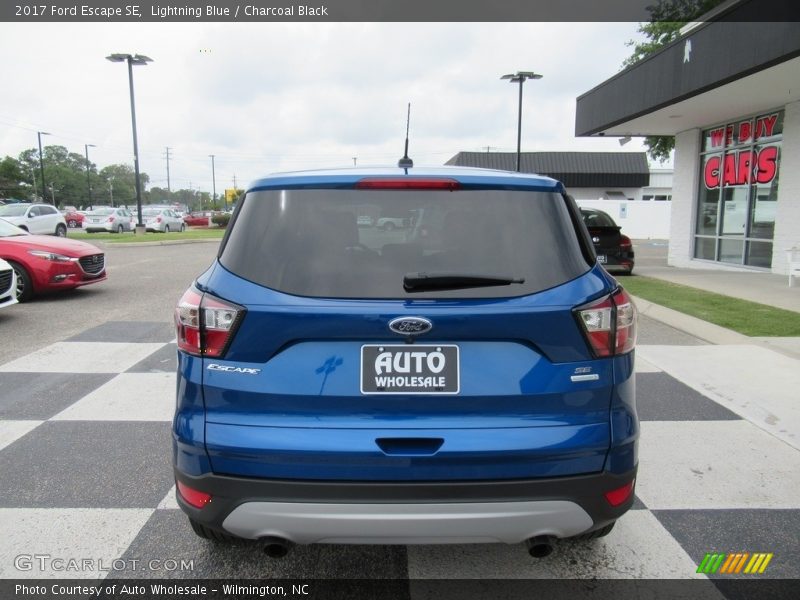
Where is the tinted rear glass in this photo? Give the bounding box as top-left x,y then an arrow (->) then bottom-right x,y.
581,210 -> 617,228
219,189 -> 589,299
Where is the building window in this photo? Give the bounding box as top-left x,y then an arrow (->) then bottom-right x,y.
694,110 -> 782,267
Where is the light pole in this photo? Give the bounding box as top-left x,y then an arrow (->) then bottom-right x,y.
37,131 -> 51,203
84,144 -> 96,206
500,71 -> 543,172
209,154 -> 218,210
106,52 -> 152,229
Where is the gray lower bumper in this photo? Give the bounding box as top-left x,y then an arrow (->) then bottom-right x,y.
221,500 -> 593,544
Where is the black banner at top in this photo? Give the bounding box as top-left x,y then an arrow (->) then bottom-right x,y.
3,0 -> 800,23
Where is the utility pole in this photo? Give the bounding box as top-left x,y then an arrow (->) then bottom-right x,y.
352,157 -> 357,166
232,174 -> 237,190
209,154 -> 217,210
164,146 -> 172,193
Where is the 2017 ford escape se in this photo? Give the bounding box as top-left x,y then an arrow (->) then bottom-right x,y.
173,166 -> 638,558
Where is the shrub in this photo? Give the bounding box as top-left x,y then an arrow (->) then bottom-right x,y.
211,212 -> 230,228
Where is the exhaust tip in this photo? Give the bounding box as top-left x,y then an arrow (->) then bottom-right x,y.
260,536 -> 291,558
525,535 -> 555,558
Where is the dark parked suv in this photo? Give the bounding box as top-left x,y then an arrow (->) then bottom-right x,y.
173,166 -> 638,558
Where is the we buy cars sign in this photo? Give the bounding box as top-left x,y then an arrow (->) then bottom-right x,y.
703,113 -> 779,190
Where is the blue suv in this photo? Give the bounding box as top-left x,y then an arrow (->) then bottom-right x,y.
173,166 -> 638,558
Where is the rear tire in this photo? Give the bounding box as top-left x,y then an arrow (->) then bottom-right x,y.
165,225 -> 170,233
9,261 -> 33,302
55,224 -> 67,237
573,521 -> 615,540
180,223 -> 186,232
117,225 -> 124,234
188,518 -> 239,543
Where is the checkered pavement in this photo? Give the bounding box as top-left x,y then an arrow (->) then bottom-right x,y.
0,320 -> 798,582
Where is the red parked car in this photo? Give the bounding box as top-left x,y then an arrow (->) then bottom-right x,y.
183,211 -> 215,227
0,218 -> 107,302
64,210 -> 85,228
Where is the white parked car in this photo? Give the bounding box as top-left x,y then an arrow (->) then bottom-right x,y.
0,257 -> 18,309
0,203 -> 67,237
83,207 -> 135,233
142,207 -> 185,233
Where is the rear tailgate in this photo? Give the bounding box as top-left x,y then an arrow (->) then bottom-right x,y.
200,267 -> 615,481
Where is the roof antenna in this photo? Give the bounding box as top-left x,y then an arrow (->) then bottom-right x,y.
398,103 -> 413,168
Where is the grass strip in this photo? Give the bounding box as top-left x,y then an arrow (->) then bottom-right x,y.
622,275 -> 800,337
67,228 -> 225,243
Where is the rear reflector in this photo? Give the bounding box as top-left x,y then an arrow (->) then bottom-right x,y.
176,481 -> 212,509
605,480 -> 635,507
355,178 -> 460,191
575,287 -> 637,358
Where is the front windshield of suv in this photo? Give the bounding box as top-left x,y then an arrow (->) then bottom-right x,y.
0,205 -> 29,217
220,189 -> 589,299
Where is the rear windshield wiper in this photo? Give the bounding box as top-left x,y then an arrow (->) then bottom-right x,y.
403,272 -> 525,292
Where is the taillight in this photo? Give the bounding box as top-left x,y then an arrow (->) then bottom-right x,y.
575,287 -> 637,358
157,217 -> 162,223
175,286 -> 243,357
355,178 -> 460,190
107,216 -> 115,222
620,235 -> 632,249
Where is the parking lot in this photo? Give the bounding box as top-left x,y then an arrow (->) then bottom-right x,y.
0,239 -> 798,588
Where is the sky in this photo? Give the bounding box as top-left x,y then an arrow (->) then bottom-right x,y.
0,22 -> 651,198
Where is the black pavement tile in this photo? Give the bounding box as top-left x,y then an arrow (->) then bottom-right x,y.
126,343 -> 178,373
636,372 -> 741,421
0,372 -> 114,419
0,421 -> 173,508
66,321 -> 175,343
110,509 -> 410,580
637,315 -> 707,346
654,509 -> 800,579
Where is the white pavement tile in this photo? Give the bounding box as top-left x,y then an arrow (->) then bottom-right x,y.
51,373 -> 175,422
0,342 -> 166,374
0,420 -> 42,452
637,421 -> 800,510
0,508 -> 153,579
637,344 -> 800,450
157,486 -> 179,510
407,511 -> 709,580
635,355 -> 662,373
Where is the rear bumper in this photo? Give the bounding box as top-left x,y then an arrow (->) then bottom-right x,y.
174,466 -> 637,544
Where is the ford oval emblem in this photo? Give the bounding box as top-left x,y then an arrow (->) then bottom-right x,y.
388,317 -> 433,336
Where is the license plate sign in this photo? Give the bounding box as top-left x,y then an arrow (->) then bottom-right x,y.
597,254 -> 607,264
361,344 -> 459,394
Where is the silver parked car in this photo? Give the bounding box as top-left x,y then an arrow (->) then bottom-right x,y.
83,207 -> 135,233
0,203 -> 67,237
143,208 -> 185,233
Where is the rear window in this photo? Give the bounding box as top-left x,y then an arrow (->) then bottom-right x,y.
219,189 -> 589,299
581,210 -> 617,228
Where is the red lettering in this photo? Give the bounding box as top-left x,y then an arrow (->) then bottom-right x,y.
722,153 -> 737,186
704,156 -> 721,189
725,125 -> 734,147
755,146 -> 778,184
709,128 -> 725,149
738,120 -> 752,144
736,151 -> 752,185
755,114 -> 778,139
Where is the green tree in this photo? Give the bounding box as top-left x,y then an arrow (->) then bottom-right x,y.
98,164 -> 150,208
0,156 -> 34,200
623,0 -> 726,162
